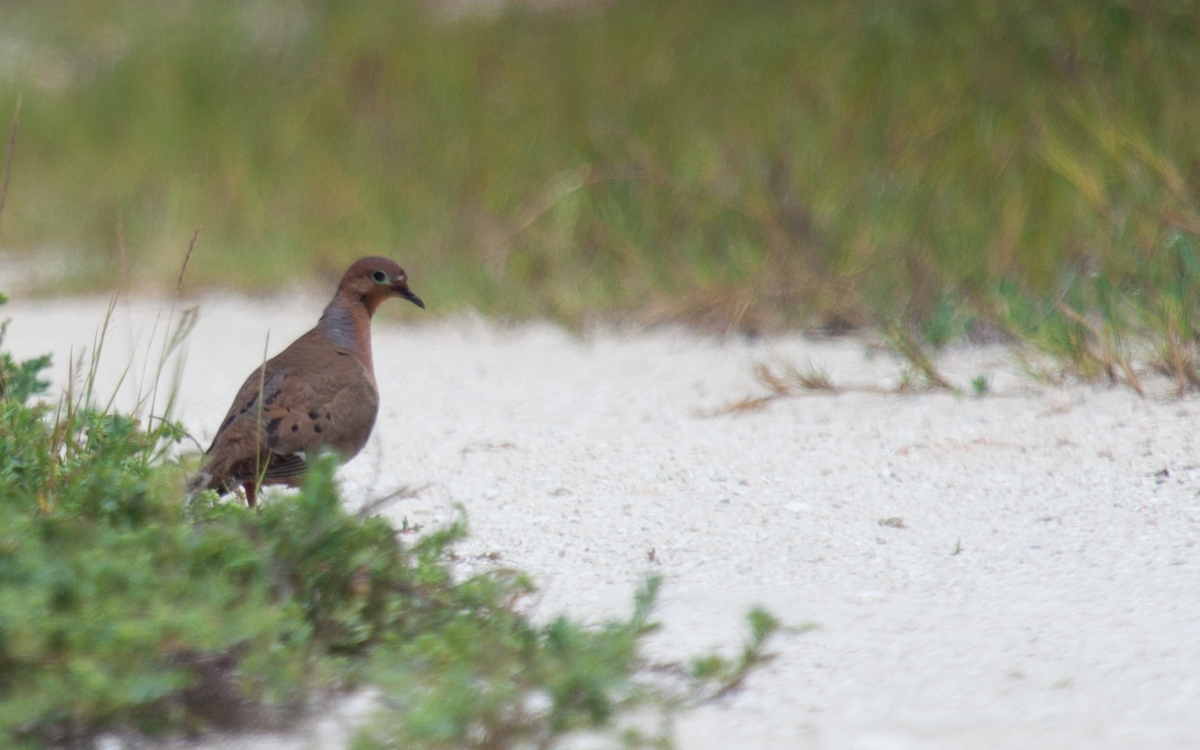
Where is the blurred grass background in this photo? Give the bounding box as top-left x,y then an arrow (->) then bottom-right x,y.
0,0 -> 1199,350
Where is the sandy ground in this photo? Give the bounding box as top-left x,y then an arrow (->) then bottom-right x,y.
4,293 -> 1200,750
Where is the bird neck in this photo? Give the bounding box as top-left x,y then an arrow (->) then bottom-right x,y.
317,293 -> 374,370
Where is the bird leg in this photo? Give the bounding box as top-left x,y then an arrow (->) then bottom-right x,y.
243,480 -> 258,508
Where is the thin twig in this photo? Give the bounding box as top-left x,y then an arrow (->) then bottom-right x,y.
356,483 -> 431,520
146,415 -> 207,454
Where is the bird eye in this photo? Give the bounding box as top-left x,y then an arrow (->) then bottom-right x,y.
372,270 -> 388,283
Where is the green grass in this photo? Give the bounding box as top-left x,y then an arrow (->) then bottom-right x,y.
1,0 -> 1200,383
0,303 -> 782,749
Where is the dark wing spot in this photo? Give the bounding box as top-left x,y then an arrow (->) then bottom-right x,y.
238,395 -> 258,415
308,410 -> 319,420
291,424 -> 298,432
266,417 -> 283,434
264,389 -> 281,406
313,424 -> 323,434
325,412 -> 332,421
219,413 -> 236,432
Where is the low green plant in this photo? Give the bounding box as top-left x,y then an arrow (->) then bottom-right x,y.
0,295 -> 51,404
970,375 -> 989,396
0,350 -> 304,745
0,315 -> 784,749
357,578 -> 782,750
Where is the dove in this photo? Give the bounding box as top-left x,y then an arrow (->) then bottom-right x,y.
191,256 -> 423,506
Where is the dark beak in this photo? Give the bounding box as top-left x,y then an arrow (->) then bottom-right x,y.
395,283 -> 425,309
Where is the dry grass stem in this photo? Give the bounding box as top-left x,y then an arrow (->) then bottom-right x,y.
885,325 -> 953,390
1057,302 -> 1145,396
252,330 -> 271,505
356,483 -> 431,520
177,228 -> 200,294
712,359 -> 878,415
0,97 -> 19,226
1154,327 -> 1200,394
116,217 -> 129,293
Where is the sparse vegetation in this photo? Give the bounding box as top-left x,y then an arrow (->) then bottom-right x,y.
0,1 -> 1196,381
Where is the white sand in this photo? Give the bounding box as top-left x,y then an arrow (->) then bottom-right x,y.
5,294 -> 1199,750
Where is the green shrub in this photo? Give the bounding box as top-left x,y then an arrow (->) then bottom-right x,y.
0,321 -> 782,749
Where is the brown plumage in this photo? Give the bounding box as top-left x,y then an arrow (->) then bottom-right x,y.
190,257 -> 424,506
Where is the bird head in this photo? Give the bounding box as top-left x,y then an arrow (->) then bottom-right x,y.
340,256 -> 425,316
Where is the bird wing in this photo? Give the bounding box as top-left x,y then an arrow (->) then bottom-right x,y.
255,353 -> 380,459
204,331 -> 380,482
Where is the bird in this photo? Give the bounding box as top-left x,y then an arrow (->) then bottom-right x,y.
190,256 -> 424,507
